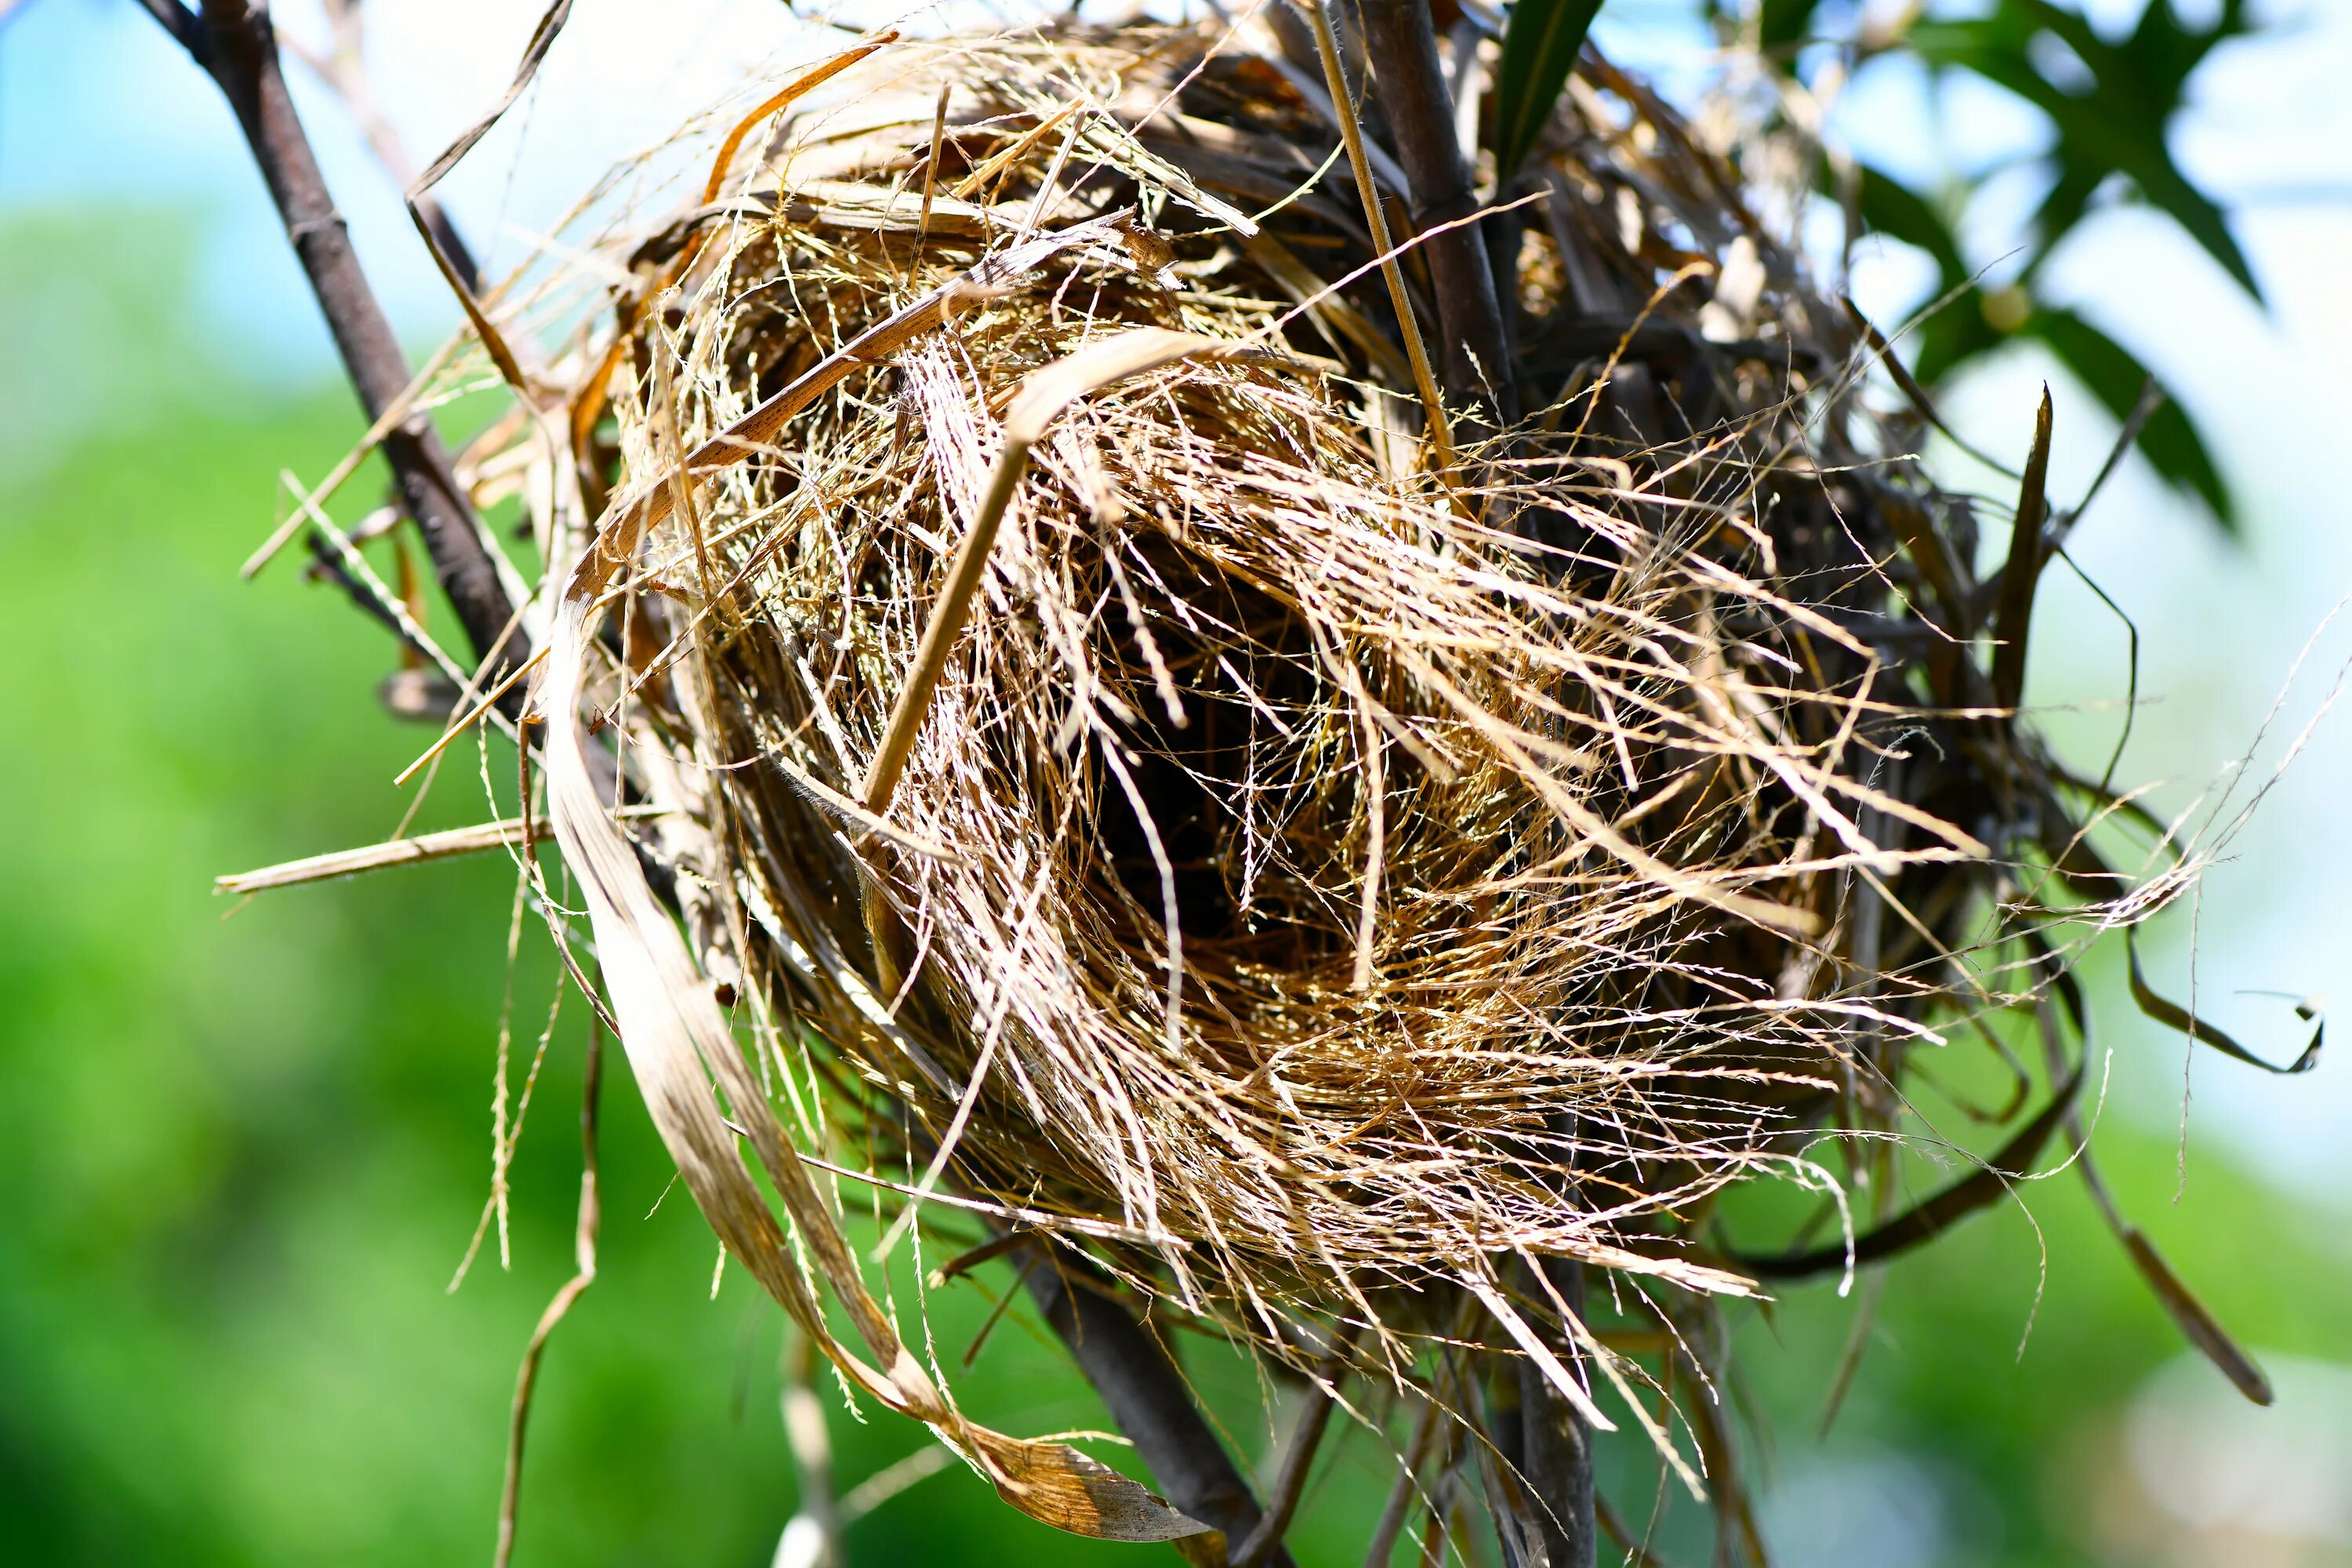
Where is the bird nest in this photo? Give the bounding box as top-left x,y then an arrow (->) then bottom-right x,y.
409,15 -> 2244,1554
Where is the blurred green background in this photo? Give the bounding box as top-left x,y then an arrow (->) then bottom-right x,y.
5,2 -> 2350,1564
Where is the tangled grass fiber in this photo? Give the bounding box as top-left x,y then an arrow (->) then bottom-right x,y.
268,11 -> 2299,1559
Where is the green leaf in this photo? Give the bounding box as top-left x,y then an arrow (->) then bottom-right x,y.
1908,1 -> 2263,303
2027,307 -> 2235,529
2021,159 -> 2103,278
2123,0 -> 2253,98
1907,305 -> 2005,390
1759,0 -> 1820,53
1853,163 -> 1969,288
1492,0 -> 1606,183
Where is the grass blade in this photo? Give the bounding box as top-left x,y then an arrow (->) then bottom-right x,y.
1492,0 -> 1604,183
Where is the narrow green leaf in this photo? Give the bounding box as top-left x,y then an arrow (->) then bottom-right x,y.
2027,307 -> 2237,529
2020,158 -> 2101,278
1759,0 -> 1819,52
1492,0 -> 1606,183
1909,3 -> 2263,303
1852,163 -> 1969,286
1844,163 -> 2001,383
2124,0 -> 2255,98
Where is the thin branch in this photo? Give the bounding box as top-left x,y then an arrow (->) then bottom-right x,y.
1363,1388 -> 1447,1567
146,0 -> 522,682
300,528 -> 424,650
1020,1247 -> 1294,1568
1231,1341 -> 1351,1567
216,805 -> 667,896
137,0 -> 209,61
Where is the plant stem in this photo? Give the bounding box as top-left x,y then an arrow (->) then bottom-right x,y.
1022,1249 -> 1294,1567
144,0 -> 521,681
1355,0 -> 1517,421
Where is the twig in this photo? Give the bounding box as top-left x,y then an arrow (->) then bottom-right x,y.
1231,1337 -> 1352,1566
216,806 -> 668,896
1363,1389 -> 1447,1567
223,815 -> 544,895
495,1007 -> 603,1568
142,0 -> 522,681
1355,0 -> 1516,420
1020,1247 -> 1293,1567
395,645 -> 552,786
300,528 -> 426,652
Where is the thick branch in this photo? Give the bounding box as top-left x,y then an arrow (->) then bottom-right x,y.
1022,1250 -> 1294,1568
151,0 -> 520,679
1356,0 -> 1516,421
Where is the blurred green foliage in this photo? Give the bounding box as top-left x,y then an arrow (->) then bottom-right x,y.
2,205 -> 2345,1566
1777,0 -> 2259,527
1487,0 -> 2259,527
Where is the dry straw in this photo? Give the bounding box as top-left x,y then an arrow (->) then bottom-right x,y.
230,11 -> 2308,1560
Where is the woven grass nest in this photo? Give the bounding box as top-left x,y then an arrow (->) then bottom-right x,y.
437,13 -> 2250,1555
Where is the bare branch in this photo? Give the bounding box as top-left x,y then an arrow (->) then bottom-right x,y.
1021,1248 -> 1294,1567
1355,0 -> 1517,420
136,0 -> 209,62
142,0 -> 522,681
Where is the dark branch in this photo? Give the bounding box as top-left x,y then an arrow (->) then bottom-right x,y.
1230,1340 -> 1346,1568
1356,0 -> 1517,422
1021,1249 -> 1294,1568
136,0 -> 209,63
1515,1258 -> 1596,1568
146,0 -> 522,684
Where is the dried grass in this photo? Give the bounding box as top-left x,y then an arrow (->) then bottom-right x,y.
379,15 -> 2229,1548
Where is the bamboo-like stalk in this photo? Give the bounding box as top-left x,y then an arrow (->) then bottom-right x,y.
1355,0 -> 1517,421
